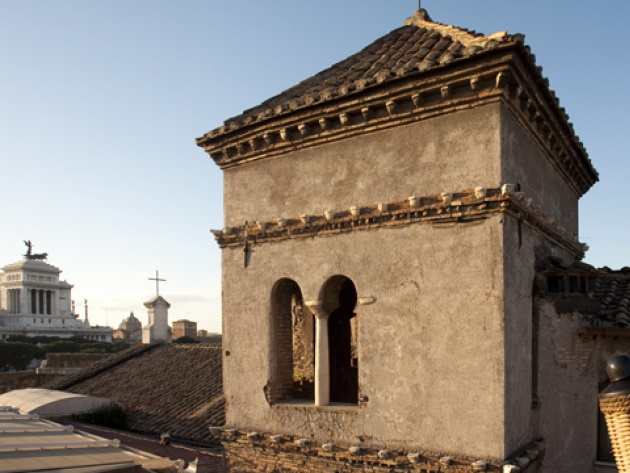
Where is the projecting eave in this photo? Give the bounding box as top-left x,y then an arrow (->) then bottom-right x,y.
196,11 -> 597,196
199,49 -> 597,197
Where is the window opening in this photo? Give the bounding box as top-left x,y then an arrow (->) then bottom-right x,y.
271,279 -> 314,403
325,277 -> 359,404
547,275 -> 564,294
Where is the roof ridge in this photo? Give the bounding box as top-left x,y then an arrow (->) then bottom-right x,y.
403,9 -> 508,48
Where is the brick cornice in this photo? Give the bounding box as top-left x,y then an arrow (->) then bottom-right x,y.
198,47 -> 597,197
212,185 -> 587,259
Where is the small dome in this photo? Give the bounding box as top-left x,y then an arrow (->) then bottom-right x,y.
119,312 -> 142,331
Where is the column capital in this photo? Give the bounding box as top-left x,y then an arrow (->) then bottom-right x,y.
304,300 -> 327,319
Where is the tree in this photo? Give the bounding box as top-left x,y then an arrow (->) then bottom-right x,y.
0,343 -> 43,371
41,341 -> 80,353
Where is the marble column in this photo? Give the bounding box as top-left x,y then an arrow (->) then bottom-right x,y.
305,301 -> 330,407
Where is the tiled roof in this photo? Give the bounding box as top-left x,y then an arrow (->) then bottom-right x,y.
47,344 -> 224,443
45,343 -> 155,391
205,10 -> 519,136
197,9 -> 598,196
593,268 -> 630,327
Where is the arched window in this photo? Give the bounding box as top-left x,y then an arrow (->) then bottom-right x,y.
321,276 -> 359,404
270,279 -> 315,403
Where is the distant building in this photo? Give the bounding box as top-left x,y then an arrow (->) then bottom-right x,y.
142,296 -> 171,344
0,253 -> 112,342
112,312 -> 143,343
197,330 -> 222,345
172,319 -> 197,339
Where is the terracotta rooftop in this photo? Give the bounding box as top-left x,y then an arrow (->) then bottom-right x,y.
200,9 -> 522,138
536,263 -> 630,330
46,344 -> 224,443
592,268 -> 630,328
197,9 -> 598,196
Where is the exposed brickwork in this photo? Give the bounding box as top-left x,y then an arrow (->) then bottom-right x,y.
555,336 -> 593,371
217,431 -> 545,473
291,298 -> 314,391
271,281 -> 296,403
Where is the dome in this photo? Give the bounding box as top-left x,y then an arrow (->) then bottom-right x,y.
119,312 -> 142,331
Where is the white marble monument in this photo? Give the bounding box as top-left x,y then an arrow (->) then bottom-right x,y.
0,245 -> 112,341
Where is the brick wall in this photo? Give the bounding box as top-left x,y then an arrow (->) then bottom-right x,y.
217,430 -> 545,473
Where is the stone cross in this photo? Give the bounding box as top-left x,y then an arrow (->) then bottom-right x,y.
149,270 -> 166,296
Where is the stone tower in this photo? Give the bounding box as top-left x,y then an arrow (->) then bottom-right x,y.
197,9 -> 597,473
142,295 -> 172,344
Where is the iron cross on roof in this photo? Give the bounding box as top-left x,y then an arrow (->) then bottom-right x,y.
149,270 -> 166,296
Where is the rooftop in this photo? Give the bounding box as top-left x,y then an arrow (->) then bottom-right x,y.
592,268 -> 630,328
197,9 -> 597,196
0,406 -> 173,473
46,344 -> 224,443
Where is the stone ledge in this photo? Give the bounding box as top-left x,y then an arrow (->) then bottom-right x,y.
211,427 -> 546,473
212,185 -> 587,259
271,400 -> 360,414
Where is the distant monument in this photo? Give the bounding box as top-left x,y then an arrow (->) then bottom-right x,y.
0,244 -> 112,341
23,240 -> 47,261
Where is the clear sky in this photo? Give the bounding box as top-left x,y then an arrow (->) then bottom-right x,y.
1,0 -> 628,333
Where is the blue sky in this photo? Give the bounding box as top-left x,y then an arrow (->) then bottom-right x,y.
1,1 -> 628,333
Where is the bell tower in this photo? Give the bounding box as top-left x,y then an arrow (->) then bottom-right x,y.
198,9 -> 596,473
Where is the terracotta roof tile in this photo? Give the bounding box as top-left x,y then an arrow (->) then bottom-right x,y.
213,10 -> 517,134
48,344 -> 224,443
592,268 -> 630,327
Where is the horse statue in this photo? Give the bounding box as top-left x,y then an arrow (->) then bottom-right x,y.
22,241 -> 47,261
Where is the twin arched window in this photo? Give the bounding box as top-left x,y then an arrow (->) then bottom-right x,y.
271,276 -> 358,405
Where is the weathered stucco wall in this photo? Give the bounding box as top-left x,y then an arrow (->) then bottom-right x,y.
500,104 -> 579,235
501,217 -> 575,457
223,104 -> 502,227
535,300 -> 598,473
222,217 -> 507,458
502,216 -> 537,457
535,299 -> 630,473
